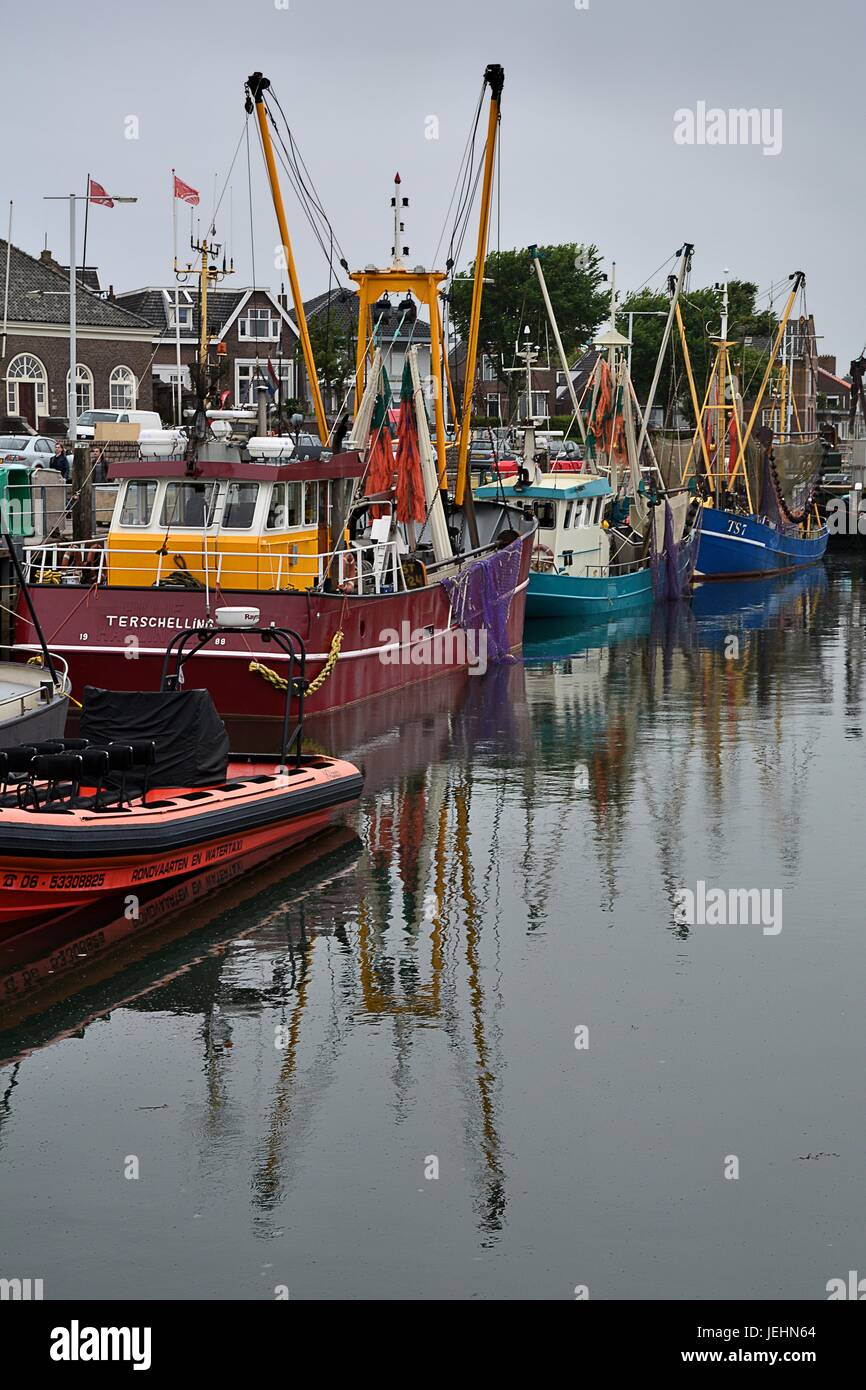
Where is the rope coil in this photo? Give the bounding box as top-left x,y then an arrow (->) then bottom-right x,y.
248,628 -> 343,696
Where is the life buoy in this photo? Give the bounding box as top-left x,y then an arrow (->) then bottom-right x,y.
532,542 -> 556,573
338,550 -> 358,593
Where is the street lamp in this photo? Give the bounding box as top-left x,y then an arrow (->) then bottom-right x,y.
44,193 -> 137,443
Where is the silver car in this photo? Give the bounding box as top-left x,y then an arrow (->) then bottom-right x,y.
0,434 -> 63,465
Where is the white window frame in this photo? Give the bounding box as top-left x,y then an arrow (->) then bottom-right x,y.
109,365 -> 137,411
235,358 -> 294,407
66,363 -> 94,415
238,307 -> 280,342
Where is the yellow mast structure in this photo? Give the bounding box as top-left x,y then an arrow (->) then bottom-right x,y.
678,271 -> 804,512
246,72 -> 329,443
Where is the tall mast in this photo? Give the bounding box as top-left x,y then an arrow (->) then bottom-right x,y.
454,63 -> 504,527
634,242 -> 693,472
246,72 -> 328,443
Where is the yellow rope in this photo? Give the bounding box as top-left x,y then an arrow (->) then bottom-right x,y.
248,628 -> 344,696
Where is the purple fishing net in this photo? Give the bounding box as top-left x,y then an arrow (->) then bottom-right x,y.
650,499 -> 696,602
441,540 -> 522,664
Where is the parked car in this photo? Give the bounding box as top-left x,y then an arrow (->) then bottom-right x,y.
0,434 -> 62,465
293,431 -> 324,461
75,408 -> 163,440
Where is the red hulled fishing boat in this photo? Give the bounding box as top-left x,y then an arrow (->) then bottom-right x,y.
14,66 -> 533,721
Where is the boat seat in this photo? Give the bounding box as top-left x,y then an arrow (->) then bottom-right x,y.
0,746 -> 37,806
22,752 -> 84,811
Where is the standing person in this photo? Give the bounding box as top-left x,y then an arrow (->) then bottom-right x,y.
53,441 -> 71,481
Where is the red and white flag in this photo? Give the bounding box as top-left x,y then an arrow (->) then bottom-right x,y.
88,178 -> 114,208
173,174 -> 200,206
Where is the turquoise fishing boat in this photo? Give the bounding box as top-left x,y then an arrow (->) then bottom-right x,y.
476,472 -> 700,620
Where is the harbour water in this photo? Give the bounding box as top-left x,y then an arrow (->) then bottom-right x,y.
1,558 -> 863,1301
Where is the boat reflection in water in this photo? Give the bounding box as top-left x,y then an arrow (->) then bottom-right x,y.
0,562 -> 845,1288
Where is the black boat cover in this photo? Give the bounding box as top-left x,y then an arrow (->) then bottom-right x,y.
81,687 -> 230,788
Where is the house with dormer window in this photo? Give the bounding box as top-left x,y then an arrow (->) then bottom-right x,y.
113,285 -> 300,425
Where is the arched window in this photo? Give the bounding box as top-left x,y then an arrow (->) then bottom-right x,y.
110,365 -> 137,411
66,363 -> 94,416
6,353 -> 48,423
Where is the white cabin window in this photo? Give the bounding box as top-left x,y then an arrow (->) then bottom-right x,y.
563,501 -> 574,528
222,481 -> 260,529
160,481 -> 218,528
267,482 -> 305,530
119,480 -> 157,527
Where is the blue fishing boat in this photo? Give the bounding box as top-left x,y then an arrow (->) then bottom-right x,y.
695,505 -> 827,579
682,270 -> 828,580
476,472 -> 700,620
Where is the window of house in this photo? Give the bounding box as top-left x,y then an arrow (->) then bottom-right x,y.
110,365 -> 137,411
66,364 -> 94,415
169,304 -> 193,329
222,482 -> 260,529
119,480 -> 158,527
235,359 -> 293,406
485,393 -> 500,417
482,356 -> 498,382
238,307 -> 279,341
160,481 -> 217,528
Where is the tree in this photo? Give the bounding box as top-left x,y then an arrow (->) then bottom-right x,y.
449,244 -> 609,416
306,313 -> 354,415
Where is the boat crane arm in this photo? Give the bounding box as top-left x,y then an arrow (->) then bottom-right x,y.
529,246 -> 587,444
633,242 -> 693,476
246,72 -> 329,445
455,64 -> 505,545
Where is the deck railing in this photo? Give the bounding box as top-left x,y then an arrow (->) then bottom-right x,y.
22,537 -> 410,596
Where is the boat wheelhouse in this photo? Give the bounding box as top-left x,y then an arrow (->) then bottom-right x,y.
478,471 -> 698,619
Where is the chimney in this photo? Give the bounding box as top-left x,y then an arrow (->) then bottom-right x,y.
40,248 -> 59,269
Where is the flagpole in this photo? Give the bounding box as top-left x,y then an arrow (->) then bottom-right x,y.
172,169 -> 182,426
81,173 -> 90,283
69,192 -> 77,443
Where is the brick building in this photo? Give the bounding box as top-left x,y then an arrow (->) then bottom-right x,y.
114,285 -> 300,425
0,240 -> 153,429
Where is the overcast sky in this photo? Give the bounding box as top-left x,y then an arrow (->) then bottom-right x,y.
5,0 -> 862,366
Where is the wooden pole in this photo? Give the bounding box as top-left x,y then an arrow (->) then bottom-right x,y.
71,443 -> 92,544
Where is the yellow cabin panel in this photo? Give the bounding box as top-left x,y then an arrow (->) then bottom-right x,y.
106,528 -> 323,591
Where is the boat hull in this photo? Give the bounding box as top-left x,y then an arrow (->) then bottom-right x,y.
525,523 -> 698,620
0,756 -> 363,930
0,693 -> 69,749
695,507 -> 828,579
14,534 -> 532,720
526,565 -> 654,619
